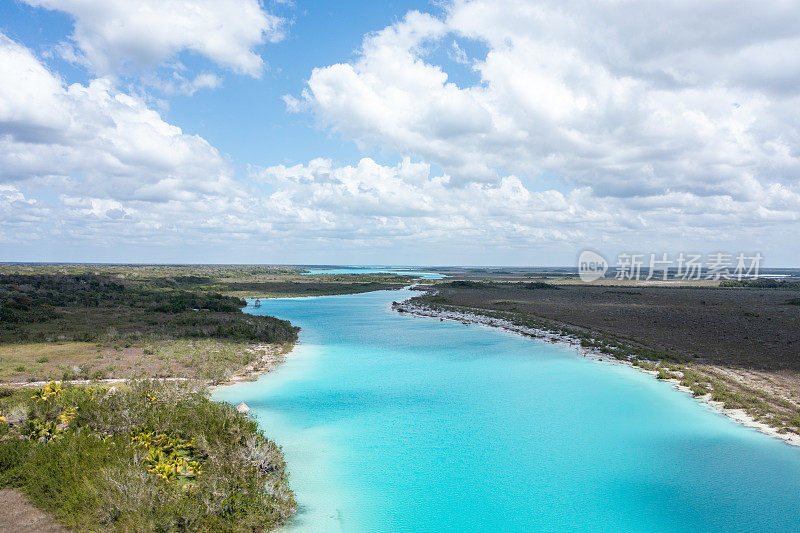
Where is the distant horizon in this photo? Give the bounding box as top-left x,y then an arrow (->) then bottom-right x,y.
3,261 -> 800,271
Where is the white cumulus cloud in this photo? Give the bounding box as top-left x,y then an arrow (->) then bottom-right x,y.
0,33 -> 249,243
3,1 -> 800,265
291,0 -> 800,201
25,0 -> 285,77
251,157 -> 800,257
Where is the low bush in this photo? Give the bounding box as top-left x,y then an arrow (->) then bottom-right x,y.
0,274 -> 299,345
0,381 -> 295,531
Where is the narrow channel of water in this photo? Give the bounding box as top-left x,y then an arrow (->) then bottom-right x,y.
213,289 -> 800,532
300,267 -> 446,279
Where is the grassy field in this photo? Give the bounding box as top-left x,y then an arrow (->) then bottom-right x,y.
0,271 -> 300,384
0,340 -> 293,384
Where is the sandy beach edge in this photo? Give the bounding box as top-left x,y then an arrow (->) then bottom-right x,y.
210,342 -> 296,390
394,300 -> 800,448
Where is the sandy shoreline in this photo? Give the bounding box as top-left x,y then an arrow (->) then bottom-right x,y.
394,300 -> 800,448
211,342 -> 295,389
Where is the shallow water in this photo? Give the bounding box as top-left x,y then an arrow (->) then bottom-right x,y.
213,289 -> 800,532
300,267 -> 446,279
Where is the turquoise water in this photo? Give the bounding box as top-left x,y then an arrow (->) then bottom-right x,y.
301,267 -> 446,279
214,289 -> 800,532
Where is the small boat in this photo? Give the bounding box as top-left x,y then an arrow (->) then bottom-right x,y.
253,299 -> 262,308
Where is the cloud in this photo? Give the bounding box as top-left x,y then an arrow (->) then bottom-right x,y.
146,72 -> 224,96
0,33 -> 250,241
24,0 -> 285,77
3,11 -> 800,264
291,0 -> 800,199
251,157 -> 800,253
447,41 -> 469,65
0,34 -> 232,196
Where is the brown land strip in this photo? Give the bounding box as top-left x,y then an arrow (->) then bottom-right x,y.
0,489 -> 66,533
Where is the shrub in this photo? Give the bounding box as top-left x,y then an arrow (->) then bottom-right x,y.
0,381 -> 296,530
720,279 -> 800,289
520,282 -> 560,290
656,369 -> 675,381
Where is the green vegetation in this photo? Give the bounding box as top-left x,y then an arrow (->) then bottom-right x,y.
441,280 -> 560,290
0,380 -> 295,531
0,266 -> 314,529
0,263 -> 304,280
720,278 -> 800,289
678,368 -> 711,397
0,273 -> 298,383
0,273 -> 298,344
656,369 -> 676,381
0,263 -> 414,299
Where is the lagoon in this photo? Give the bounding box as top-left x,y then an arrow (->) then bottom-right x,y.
213,289 -> 800,532
301,267 -> 446,279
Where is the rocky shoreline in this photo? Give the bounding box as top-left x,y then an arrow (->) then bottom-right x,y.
214,342 -> 294,387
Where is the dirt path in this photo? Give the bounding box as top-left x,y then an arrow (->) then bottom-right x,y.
2,377 -> 188,388
0,489 -> 66,532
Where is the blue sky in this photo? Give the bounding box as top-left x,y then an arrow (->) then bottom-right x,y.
1,0 -> 434,168
1,1 -> 799,266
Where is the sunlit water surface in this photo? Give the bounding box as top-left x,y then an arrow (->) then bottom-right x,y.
300,267 -> 446,279
213,289 -> 800,532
